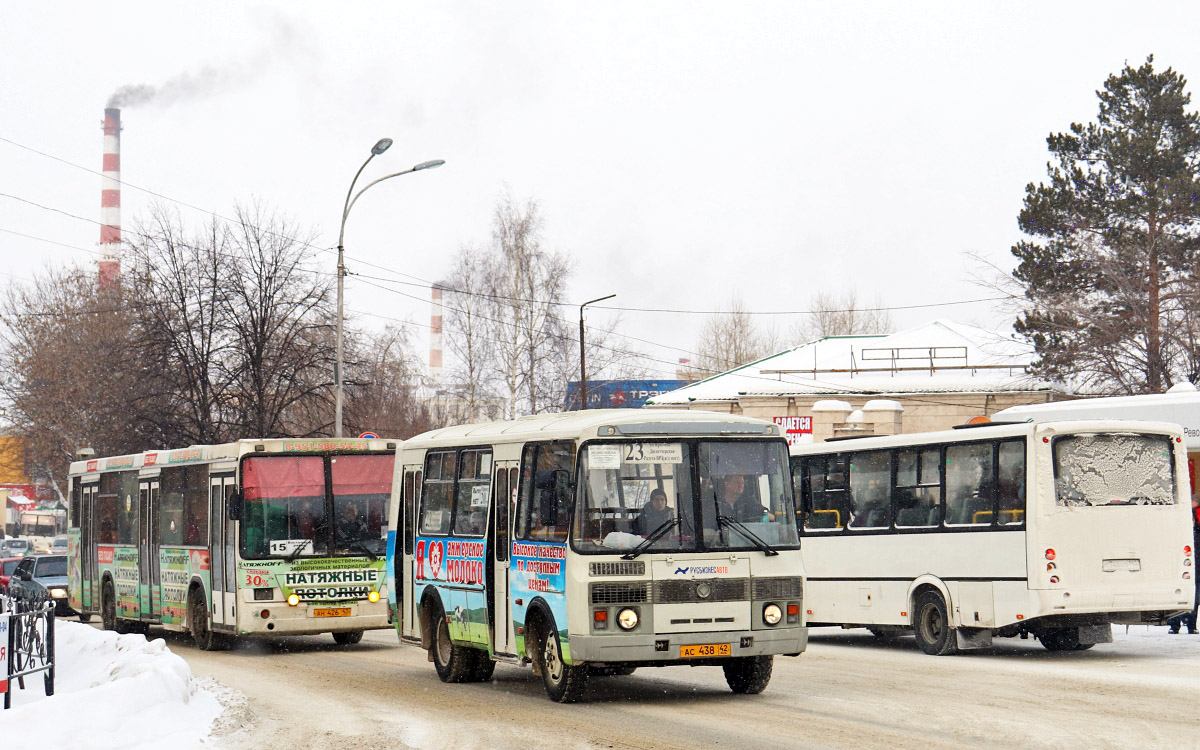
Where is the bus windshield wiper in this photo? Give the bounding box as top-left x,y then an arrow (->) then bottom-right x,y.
348,540 -> 378,561
716,515 -> 779,556
622,517 -> 680,560
281,538 -> 313,562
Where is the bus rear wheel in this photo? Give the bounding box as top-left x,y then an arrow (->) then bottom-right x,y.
723,655 -> 773,694
431,605 -> 476,683
913,590 -> 957,656
538,625 -> 588,703
333,630 -> 364,646
189,588 -> 230,651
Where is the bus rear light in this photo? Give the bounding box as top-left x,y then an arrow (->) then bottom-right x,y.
1045,549 -> 1056,560
1186,545 -> 1193,556
260,609 -> 271,619
1185,559 -> 1193,567
1049,575 -> 1060,584
1185,572 -> 1192,580
1043,437 -> 1049,443
1047,562 -> 1056,570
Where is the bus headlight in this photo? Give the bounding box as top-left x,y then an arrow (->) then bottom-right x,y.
287,593 -> 300,607
49,587 -> 67,599
617,608 -> 639,631
763,603 -> 783,626
368,590 -> 380,603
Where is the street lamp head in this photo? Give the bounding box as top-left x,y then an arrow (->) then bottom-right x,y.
412,159 -> 446,171
371,138 -> 394,155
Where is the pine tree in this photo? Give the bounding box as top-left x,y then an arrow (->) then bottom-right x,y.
1012,56 -> 1200,394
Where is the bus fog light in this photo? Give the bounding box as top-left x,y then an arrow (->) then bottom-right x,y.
617,608 -> 639,631
763,603 -> 783,625
287,593 -> 300,606
368,590 -> 381,602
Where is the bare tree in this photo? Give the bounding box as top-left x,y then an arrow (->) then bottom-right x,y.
442,245 -> 501,422
693,295 -> 773,375
0,265 -> 150,480
222,203 -> 335,437
125,206 -> 233,445
343,325 -> 433,438
483,192 -> 573,417
794,288 -> 894,342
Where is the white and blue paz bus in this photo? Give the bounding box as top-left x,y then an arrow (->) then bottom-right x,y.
386,410 -> 807,702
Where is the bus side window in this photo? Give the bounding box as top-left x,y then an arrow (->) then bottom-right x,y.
805,456 -> 849,531
996,440 -> 1026,525
421,452 -> 455,535
945,443 -> 994,526
516,442 -> 575,542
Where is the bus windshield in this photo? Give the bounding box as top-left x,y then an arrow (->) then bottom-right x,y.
573,439 -> 799,553
1053,433 -> 1176,507
241,454 -> 393,558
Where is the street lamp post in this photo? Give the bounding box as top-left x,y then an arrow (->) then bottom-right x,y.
335,141 -> 444,437
578,294 -> 616,410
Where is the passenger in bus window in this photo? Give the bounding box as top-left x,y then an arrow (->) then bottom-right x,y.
635,489 -> 673,535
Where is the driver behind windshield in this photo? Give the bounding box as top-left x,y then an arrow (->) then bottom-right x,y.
708,475 -> 773,527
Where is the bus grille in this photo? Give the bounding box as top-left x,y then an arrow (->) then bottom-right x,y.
591,582 -> 650,604
654,578 -> 750,603
589,561 -> 645,577
752,577 -> 804,600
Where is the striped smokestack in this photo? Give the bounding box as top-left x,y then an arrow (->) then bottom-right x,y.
98,107 -> 121,286
430,282 -> 445,384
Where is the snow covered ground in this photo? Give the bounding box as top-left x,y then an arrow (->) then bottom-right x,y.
1,621 -> 1197,748
0,620 -> 239,748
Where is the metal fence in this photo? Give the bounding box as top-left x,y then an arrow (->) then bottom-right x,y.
1,591 -> 55,709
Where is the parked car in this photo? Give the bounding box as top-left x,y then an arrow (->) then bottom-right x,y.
8,554 -> 75,616
49,536 -> 68,554
0,538 -> 31,557
0,556 -> 23,594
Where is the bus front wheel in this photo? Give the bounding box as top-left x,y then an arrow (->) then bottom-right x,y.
538,624 -> 588,702
723,655 -> 773,694
913,590 -> 957,656
189,588 -> 230,651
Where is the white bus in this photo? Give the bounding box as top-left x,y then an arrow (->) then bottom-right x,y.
68,438 -> 395,649
387,410 -> 807,702
790,420 -> 1195,654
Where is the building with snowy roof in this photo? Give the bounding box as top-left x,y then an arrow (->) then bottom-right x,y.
644,319 -> 1073,443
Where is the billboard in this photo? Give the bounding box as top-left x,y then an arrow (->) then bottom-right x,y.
564,380 -> 688,410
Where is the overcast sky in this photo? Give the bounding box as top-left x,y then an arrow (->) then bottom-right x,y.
3,2 -> 1200,382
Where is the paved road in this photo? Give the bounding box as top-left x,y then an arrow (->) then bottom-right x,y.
156,625 -> 1199,750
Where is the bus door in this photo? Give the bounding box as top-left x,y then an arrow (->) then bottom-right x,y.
81,483 -> 98,610
138,480 -> 161,619
489,461 -> 519,656
209,474 -> 237,628
401,465 -> 421,640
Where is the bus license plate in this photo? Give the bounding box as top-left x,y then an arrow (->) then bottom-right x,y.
680,643 -> 731,658
313,607 -> 352,617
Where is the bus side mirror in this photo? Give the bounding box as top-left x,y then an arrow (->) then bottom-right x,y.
228,490 -> 244,521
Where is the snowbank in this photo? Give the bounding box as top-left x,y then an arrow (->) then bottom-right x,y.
0,620 -> 231,748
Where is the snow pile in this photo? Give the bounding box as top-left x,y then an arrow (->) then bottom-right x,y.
0,621 -> 230,748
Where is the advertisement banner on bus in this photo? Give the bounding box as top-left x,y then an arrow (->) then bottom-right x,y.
564,379 -> 688,410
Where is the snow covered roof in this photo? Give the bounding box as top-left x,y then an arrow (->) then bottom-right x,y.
647,319 -> 1056,405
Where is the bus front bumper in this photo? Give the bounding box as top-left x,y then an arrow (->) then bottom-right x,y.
566,626 -> 808,664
